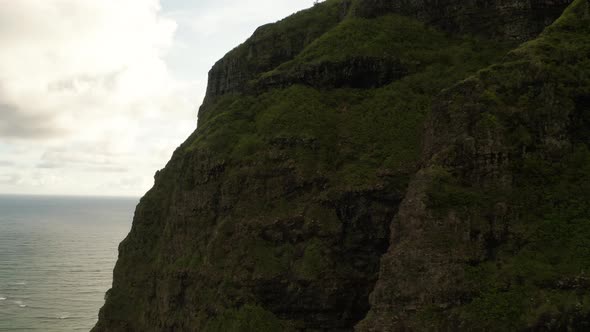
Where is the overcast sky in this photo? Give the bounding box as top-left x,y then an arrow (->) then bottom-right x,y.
0,0 -> 312,197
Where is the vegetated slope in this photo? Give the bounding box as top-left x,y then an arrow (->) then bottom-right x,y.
359,1 -> 590,330
92,0 -> 581,331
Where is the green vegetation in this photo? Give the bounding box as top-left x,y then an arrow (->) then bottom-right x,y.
457,147 -> 590,330
272,14 -> 509,73
420,2 -> 590,329
188,13 -> 512,192
427,167 -> 488,212
204,305 -> 292,332
294,239 -> 327,280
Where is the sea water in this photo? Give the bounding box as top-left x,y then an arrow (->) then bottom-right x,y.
0,195 -> 136,331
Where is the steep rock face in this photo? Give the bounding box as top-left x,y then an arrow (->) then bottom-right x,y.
358,1 -> 590,330
96,145 -> 400,331
93,0 -> 582,331
205,1 -> 347,99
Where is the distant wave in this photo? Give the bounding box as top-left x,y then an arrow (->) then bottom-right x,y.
0,194 -> 134,330
13,300 -> 27,308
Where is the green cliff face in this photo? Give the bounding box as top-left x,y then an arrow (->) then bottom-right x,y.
93,0 -> 589,331
360,1 -> 590,330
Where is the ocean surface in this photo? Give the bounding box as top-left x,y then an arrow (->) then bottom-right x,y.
0,195 -> 136,332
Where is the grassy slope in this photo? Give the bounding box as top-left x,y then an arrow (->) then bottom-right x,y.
189,13 -> 512,192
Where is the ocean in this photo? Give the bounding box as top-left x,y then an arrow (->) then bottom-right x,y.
0,195 -> 136,332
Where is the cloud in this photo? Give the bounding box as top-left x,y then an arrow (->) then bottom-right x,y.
0,0 -> 198,196
0,0 -> 183,129
0,173 -> 22,185
0,104 -> 63,139
168,0 -> 310,37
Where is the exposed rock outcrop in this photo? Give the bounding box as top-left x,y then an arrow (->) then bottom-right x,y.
205,1 -> 346,99
255,57 -> 408,91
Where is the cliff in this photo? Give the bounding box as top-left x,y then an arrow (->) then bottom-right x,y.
93,0 -> 589,331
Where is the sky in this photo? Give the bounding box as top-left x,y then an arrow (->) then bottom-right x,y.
0,0 -> 313,197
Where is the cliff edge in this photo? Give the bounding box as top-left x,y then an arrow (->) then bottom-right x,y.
93,0 -> 589,331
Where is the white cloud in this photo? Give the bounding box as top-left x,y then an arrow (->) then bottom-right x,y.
0,0 -> 198,196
